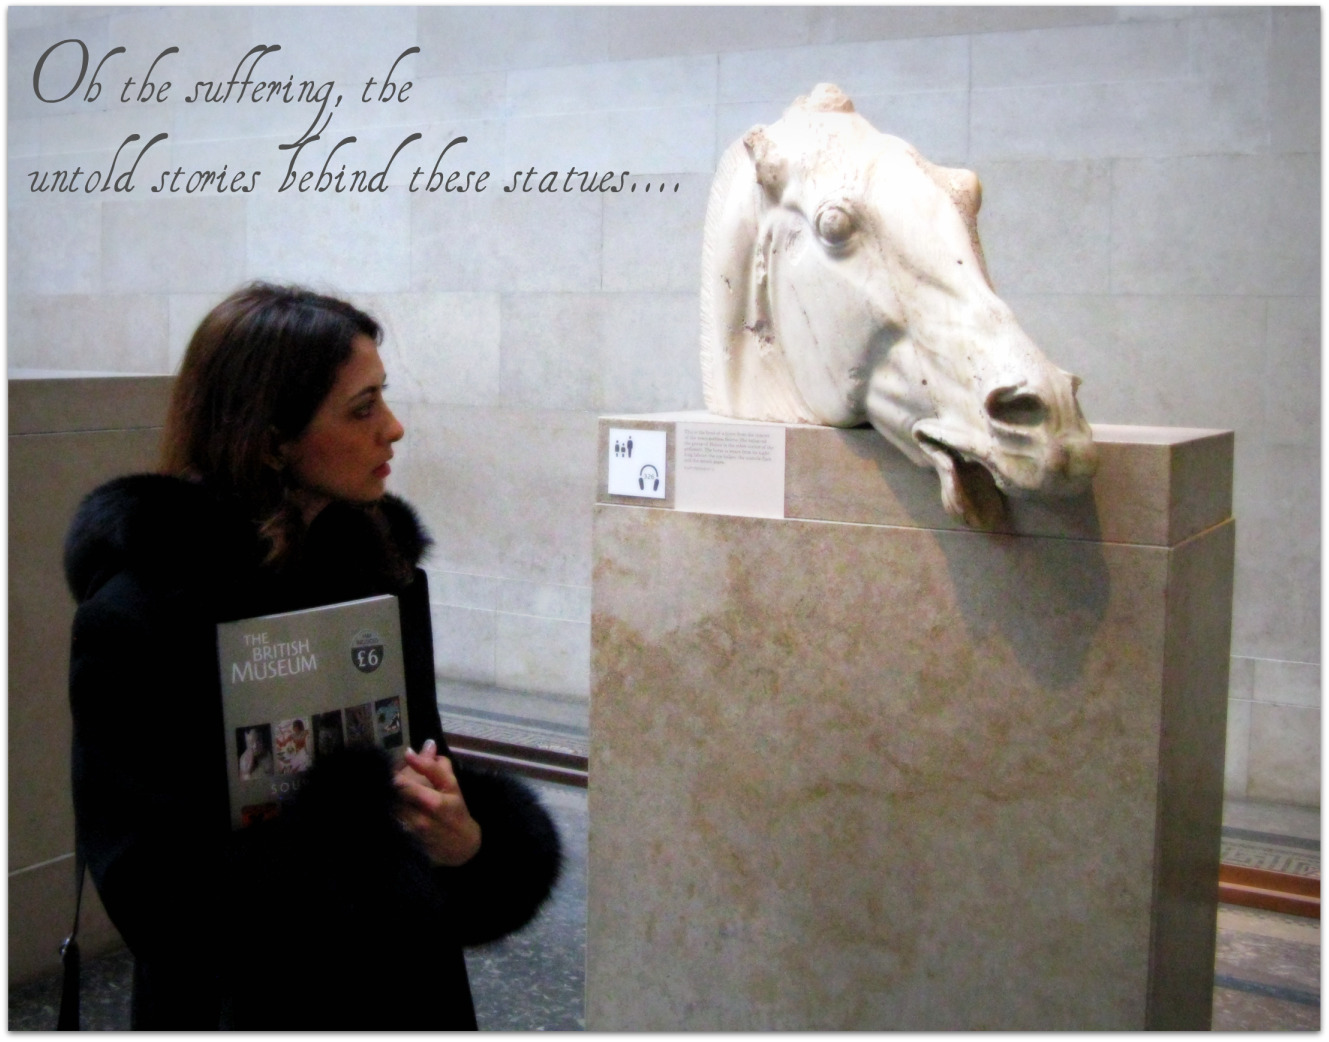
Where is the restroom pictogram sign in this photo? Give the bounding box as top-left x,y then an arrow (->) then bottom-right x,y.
606,428 -> 667,499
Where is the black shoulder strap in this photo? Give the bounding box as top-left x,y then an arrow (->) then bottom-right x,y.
57,849 -> 86,1030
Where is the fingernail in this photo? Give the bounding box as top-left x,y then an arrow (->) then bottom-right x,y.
423,739 -> 437,754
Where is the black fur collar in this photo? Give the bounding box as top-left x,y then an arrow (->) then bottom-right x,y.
64,473 -> 432,608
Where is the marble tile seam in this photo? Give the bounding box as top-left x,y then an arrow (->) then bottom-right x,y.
8,851 -> 75,877
10,425 -> 165,437
1169,516 -> 1237,551
1240,655 -> 1321,668
594,499 -> 1207,550
1228,696 -> 1322,710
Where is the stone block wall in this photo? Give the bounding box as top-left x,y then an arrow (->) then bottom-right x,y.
8,7 -> 1319,802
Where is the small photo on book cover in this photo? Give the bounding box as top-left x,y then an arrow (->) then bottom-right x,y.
236,724 -> 274,780
344,702 -> 376,749
312,709 -> 346,760
241,802 -> 280,827
274,716 -> 314,775
375,696 -> 403,749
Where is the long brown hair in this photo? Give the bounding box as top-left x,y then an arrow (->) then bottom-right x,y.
160,282 -> 382,563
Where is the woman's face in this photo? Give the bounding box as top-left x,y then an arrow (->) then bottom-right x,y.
280,334 -> 405,513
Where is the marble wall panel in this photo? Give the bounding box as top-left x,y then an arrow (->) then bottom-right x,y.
1107,296 -> 1267,433
397,403 -> 597,587
416,6 -> 610,77
1110,154 -> 1319,297
102,196 -> 246,293
9,374 -> 171,435
9,116 -> 39,158
249,6 -> 420,89
10,18 -> 115,122
6,4 -> 1320,805
1228,655 -> 1255,701
1270,7 -> 1321,153
999,295 -> 1128,425
499,293 -> 702,414
606,6 -> 814,62
1230,442 -> 1319,664
8,293 -> 169,374
9,377 -> 170,982
970,19 -> 1189,87
423,567 -> 503,611
970,77 -> 1265,161
9,5 -> 104,32
1263,296 -> 1320,448
1189,11 -> 1272,94
599,293 -> 704,414
506,54 -> 717,117
497,578 -> 591,624
363,290 -> 502,407
1225,692 -> 1252,797
429,602 -> 497,687
1252,659 -> 1321,710
503,104 -> 716,177
402,72 -> 507,125
838,89 -> 971,166
28,104 -> 156,160
718,35 -> 969,106
977,160 -> 1112,295
425,567 -> 592,696
602,172 -> 709,292
410,178 -> 601,293
499,294 -> 609,412
9,424 -> 163,868
1247,704 -> 1321,806
9,198 -> 102,296
245,192 -> 412,293
495,612 -> 590,698
807,5 -> 1115,44
99,3 -> 259,136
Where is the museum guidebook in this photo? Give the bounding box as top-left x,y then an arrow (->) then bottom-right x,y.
217,594 -> 410,829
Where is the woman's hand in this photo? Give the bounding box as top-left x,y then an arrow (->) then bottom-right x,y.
393,739 -> 482,867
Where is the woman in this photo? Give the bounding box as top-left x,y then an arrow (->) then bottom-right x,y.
64,283 -> 561,1029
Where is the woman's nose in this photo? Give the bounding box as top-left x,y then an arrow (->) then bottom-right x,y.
383,405 -> 405,443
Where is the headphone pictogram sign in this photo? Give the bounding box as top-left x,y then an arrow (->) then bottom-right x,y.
606,427 -> 667,499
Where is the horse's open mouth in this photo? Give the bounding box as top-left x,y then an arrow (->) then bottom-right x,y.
913,429 -> 1006,528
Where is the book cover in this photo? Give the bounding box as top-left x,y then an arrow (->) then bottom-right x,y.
217,594 -> 410,829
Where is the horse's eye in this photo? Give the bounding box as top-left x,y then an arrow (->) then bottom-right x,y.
814,205 -> 855,247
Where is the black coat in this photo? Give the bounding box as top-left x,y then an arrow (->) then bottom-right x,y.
64,474 -> 562,1029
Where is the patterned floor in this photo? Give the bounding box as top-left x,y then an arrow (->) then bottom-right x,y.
1221,828 -> 1321,877
1213,799 -> 1320,1030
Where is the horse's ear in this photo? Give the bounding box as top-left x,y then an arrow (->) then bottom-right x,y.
933,166 -> 982,220
744,125 -> 787,201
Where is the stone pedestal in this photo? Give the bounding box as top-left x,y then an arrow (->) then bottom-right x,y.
588,414 -> 1233,1030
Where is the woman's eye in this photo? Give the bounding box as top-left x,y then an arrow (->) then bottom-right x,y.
815,205 -> 855,247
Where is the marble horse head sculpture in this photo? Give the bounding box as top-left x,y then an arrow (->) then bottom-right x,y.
700,84 -> 1097,527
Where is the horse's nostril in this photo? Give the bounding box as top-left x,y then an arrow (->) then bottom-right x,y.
986,386 -> 1048,427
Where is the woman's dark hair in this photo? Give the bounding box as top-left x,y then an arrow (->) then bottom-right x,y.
160,282 -> 381,561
